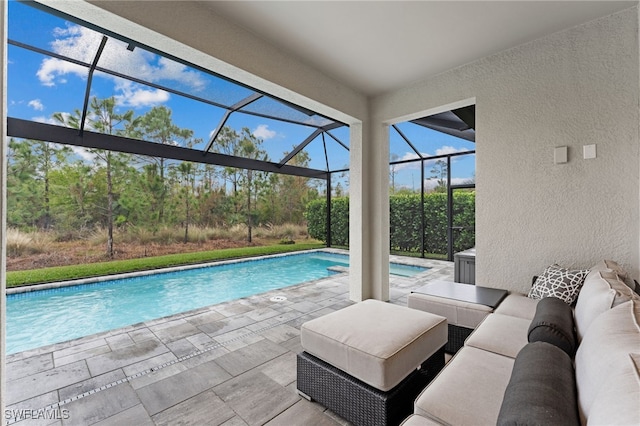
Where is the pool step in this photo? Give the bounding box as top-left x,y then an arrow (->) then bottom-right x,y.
327,266 -> 349,274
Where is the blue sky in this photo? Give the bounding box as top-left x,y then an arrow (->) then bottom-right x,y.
7,0 -> 475,193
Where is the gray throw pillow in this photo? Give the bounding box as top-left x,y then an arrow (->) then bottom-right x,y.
528,296 -> 576,357
497,342 -> 579,426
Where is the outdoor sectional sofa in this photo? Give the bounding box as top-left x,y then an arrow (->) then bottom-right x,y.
402,260 -> 640,425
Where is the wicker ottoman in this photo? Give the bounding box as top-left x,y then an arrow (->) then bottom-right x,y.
297,299 -> 447,426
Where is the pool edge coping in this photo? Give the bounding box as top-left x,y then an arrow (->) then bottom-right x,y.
6,248 -> 343,295
7,248 -> 438,295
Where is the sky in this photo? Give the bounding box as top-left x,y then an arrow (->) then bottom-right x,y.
7,0 -> 475,193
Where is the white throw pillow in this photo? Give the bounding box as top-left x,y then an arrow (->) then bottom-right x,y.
590,259 -> 636,290
588,353 -> 640,425
574,271 -> 635,341
574,299 -> 640,423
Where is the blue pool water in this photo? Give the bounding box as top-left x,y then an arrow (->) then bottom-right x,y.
6,251 -> 426,354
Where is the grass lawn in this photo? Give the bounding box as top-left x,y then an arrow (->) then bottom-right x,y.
7,242 -> 326,288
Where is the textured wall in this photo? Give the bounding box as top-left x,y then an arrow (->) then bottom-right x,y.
374,8 -> 640,293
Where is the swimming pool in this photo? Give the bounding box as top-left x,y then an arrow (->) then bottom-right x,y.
6,251 -> 427,354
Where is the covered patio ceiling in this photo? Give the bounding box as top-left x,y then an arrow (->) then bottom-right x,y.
203,1 -> 635,96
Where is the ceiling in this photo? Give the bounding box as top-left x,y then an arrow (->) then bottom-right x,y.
202,1 -> 636,96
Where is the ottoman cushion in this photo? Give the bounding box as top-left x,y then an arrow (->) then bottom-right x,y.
301,299 -> 447,391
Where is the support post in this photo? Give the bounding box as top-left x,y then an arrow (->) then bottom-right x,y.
1,0 -> 8,416
446,156 -> 453,261
326,173 -> 332,247
421,159 -> 425,258
349,120 -> 390,302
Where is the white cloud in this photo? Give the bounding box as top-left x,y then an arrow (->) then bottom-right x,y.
434,145 -> 462,156
253,124 -> 277,140
391,152 -> 425,172
391,145 -> 472,172
36,23 -> 206,106
155,57 -> 206,91
396,152 -> 422,162
70,146 -> 97,162
113,81 -> 170,108
37,57 -> 86,87
28,99 -> 44,111
423,177 -> 472,191
32,115 -> 59,125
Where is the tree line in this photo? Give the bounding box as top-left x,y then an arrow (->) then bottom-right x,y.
8,97 -> 323,257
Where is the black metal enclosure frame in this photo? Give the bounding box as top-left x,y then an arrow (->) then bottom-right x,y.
388,109 -> 476,262
7,2 -> 350,181
385,150 -> 476,262
7,1 -> 475,259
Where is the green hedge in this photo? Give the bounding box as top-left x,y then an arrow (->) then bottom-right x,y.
305,197 -> 349,246
306,192 -> 475,255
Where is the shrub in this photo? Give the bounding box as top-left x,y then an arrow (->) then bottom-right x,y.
7,228 -> 53,256
271,223 -> 304,239
306,191 -> 475,255
186,225 -> 209,244
207,226 -> 232,240
306,197 -> 349,246
126,226 -> 154,245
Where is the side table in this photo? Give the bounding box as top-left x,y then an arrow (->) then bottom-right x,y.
408,280 -> 508,353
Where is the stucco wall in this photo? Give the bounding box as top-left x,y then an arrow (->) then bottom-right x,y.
374,7 -> 640,293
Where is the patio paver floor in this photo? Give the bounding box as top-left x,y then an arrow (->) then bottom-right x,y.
6,256 -> 454,426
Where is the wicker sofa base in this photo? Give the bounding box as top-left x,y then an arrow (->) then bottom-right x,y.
296,347 -> 445,426
447,324 -> 474,354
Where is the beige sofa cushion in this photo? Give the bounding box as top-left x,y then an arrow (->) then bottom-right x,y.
588,353 -> 640,425
575,299 -> 640,423
414,346 -> 514,425
464,313 -> 530,358
590,259 -> 636,290
493,293 -> 539,320
574,270 -> 636,341
300,299 -> 447,391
